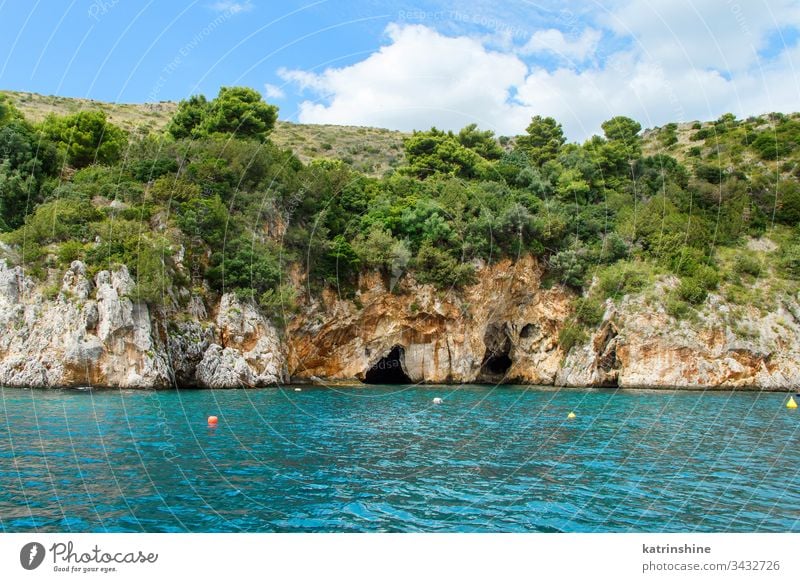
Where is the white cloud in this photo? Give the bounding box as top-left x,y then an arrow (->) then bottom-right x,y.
520,28 -> 602,62
264,83 -> 285,99
210,1 -> 253,14
603,0 -> 800,72
515,58 -> 733,140
279,24 -> 530,134
278,18 -> 800,141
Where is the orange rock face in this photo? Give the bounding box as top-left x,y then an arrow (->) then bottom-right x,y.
287,255 -> 572,384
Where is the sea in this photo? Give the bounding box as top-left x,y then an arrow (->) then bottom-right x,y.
1,384 -> 798,532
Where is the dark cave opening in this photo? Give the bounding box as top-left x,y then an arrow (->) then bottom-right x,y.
483,352 -> 513,375
364,345 -> 412,384
479,322 -> 513,382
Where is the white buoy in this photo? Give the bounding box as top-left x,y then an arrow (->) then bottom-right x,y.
432,397 -> 443,405
294,388 -> 302,392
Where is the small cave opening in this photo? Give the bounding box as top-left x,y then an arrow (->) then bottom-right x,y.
364,345 -> 413,384
519,323 -> 538,338
479,323 -> 513,382
484,352 -> 513,375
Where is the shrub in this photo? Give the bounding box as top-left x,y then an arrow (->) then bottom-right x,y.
597,261 -> 652,299
175,195 -> 229,246
207,236 -> 282,297
733,253 -> 762,277
259,284 -> 298,326
780,243 -> 800,278
677,278 -> 704,303
6,199 -> 101,246
665,295 -> 691,319
558,323 -> 586,353
574,296 -> 605,326
351,226 -> 411,273
677,270 -> 717,304
548,248 -> 589,289
413,242 -> 475,289
56,240 -> 85,267
130,238 -> 174,304
149,177 -> 201,204
130,157 -> 179,182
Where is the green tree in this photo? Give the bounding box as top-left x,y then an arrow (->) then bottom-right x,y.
41,110 -> 126,167
413,241 -> 475,288
166,95 -> 208,139
601,116 -> 642,160
0,93 -> 23,125
167,87 -> 278,141
403,128 -> 490,179
776,179 -> 800,225
0,120 -> 57,229
516,116 -> 566,167
207,236 -> 282,297
457,123 -> 503,160
176,194 -> 229,246
351,225 -> 411,273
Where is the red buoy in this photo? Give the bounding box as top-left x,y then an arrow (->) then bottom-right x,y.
207,415 -> 218,426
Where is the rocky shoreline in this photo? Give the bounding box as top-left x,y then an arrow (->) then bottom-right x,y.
1,258 -> 798,391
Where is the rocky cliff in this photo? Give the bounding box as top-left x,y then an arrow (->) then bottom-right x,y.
1,257 -> 798,390
0,260 -> 286,388
288,256 -> 800,390
287,255 -> 570,385
557,278 -> 800,389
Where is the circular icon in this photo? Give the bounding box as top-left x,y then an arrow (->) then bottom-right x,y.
20,542 -> 46,570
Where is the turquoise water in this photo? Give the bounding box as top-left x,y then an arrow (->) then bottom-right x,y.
0,385 -> 798,532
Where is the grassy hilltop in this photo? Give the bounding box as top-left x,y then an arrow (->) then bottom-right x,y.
3,90 -> 406,176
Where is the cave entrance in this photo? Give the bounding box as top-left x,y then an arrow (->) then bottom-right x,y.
484,352 -> 512,375
479,323 -> 513,382
364,345 -> 412,384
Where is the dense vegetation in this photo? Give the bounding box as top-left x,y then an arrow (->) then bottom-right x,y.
1,89 -> 799,336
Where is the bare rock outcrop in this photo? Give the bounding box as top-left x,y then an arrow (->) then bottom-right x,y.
0,262 -> 285,389
194,294 -> 286,388
557,281 -> 800,389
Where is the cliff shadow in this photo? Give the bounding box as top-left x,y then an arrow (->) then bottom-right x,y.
364,345 -> 413,384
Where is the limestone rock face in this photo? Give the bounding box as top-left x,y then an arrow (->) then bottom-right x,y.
0,261 -> 170,387
1,255 -> 798,390
194,294 -> 286,388
287,256 -> 572,385
0,262 -> 285,389
557,281 -> 800,389
289,259 -> 799,390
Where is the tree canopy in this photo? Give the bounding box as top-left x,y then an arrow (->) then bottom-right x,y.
167,86 -> 278,141
41,110 -> 126,168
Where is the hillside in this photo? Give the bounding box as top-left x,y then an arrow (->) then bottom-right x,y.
1,87 -> 799,390
7,90 -> 800,178
2,90 -> 406,176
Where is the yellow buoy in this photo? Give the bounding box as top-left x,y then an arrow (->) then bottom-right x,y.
567,411 -> 576,419
787,396 -> 798,409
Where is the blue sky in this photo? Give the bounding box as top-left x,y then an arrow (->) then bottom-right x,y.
1,1 -> 799,140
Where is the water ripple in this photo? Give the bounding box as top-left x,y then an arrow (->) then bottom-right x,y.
1,385 -> 798,532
